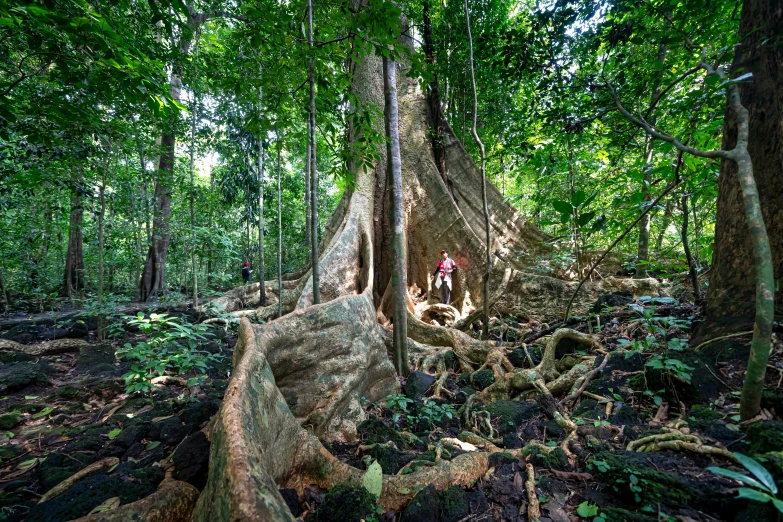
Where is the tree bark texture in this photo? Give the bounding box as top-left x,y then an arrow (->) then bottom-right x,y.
64,175 -> 85,298
696,0 -> 782,341
383,55 -> 409,376
138,128 -> 176,301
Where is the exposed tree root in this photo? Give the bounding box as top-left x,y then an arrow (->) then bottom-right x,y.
191,314 -> 550,520
560,352 -> 610,406
40,457 -> 119,503
525,463 -> 540,521
69,478 -> 199,522
0,338 -> 86,356
627,428 -> 738,463
460,329 -> 599,423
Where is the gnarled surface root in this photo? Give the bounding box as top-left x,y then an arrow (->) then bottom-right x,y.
192,316 -> 521,521
0,338 -> 86,356
232,294 -> 398,442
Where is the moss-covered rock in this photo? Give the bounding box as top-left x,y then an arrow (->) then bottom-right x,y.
590,450 -> 728,510
400,484 -> 469,522
314,484 -> 377,522
588,351 -> 645,397
609,404 -> 641,426
470,369 -> 495,390
573,398 -> 602,418
26,462 -> 163,522
357,418 -> 405,447
756,451 -> 783,486
403,371 -> 436,398
0,443 -> 24,462
747,420 -> 783,454
525,445 -> 569,470
456,373 -> 472,388
507,346 -> 542,368
545,419 -> 565,438
401,484 -> 440,521
0,411 -> 22,430
481,400 -> 539,435
0,361 -> 50,392
454,386 -> 476,405
488,451 -> 517,472
57,386 -> 80,399
439,486 -> 469,522
368,444 -> 415,474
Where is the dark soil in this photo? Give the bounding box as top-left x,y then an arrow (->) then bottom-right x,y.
0,310 -> 234,522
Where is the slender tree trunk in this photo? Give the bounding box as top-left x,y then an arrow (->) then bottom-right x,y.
679,190 -> 701,303
383,55 -> 409,376
97,165 -> 107,339
305,139 -> 312,251
464,0 -> 491,339
64,170 -> 85,302
139,147 -> 152,247
257,81 -> 267,306
308,0 -> 320,304
189,35 -> 201,308
277,135 -> 283,318
567,135 -> 581,278
0,265 -> 8,310
654,201 -> 673,254
138,12 -> 204,302
636,43 -> 667,279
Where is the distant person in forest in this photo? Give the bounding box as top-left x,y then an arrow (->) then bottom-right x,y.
242,261 -> 252,283
430,250 -> 457,305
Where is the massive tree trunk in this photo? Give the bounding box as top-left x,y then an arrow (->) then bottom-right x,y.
189,22 -> 666,522
694,0 -> 782,342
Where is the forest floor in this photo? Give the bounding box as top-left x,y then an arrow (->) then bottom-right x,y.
0,293 -> 782,521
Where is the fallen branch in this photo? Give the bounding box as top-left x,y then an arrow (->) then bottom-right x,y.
39,457 -> 119,503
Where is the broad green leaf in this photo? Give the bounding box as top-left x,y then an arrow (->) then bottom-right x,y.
577,501 -> 599,517
577,211 -> 596,227
107,428 -> 122,440
736,487 -> 772,503
571,190 -> 586,207
707,466 -> 770,493
552,199 -> 572,215
362,460 -> 383,498
734,453 -> 777,494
